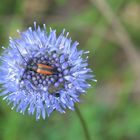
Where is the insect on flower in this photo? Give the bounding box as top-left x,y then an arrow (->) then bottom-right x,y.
0,22 -> 96,120
37,63 -> 53,75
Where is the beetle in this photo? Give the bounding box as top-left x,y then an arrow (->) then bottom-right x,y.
15,45 -> 57,76
36,63 -> 53,75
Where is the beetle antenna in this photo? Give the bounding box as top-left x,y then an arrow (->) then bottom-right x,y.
15,45 -> 28,64
24,47 -> 30,56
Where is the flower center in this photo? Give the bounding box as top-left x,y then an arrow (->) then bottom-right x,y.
20,52 -> 70,97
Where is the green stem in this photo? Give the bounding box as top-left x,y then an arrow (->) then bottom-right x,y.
75,105 -> 91,140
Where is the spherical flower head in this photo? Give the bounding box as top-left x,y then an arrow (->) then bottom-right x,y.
0,23 -> 95,120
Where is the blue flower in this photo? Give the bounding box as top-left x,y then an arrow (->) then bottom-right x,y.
0,23 -> 95,120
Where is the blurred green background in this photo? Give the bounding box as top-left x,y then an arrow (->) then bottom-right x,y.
0,0 -> 140,140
